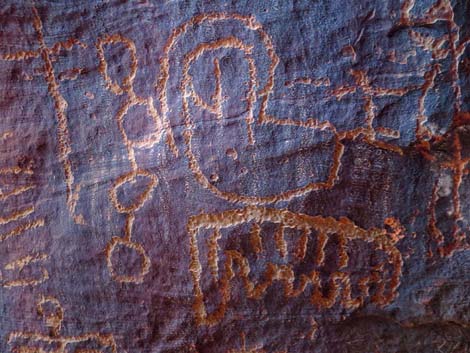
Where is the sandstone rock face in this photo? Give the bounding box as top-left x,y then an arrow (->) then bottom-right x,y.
0,1 -> 469,352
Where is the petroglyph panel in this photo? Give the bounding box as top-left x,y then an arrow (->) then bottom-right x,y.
0,0 -> 469,352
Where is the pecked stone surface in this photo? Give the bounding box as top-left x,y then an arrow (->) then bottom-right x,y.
0,0 -> 469,352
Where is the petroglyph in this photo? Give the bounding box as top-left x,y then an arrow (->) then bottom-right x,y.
1,5 -> 466,257
0,166 -> 45,243
0,0 -> 470,353
0,163 -> 48,288
397,0 -> 470,256
0,206 -> 35,226
0,166 -> 36,202
8,297 -> 119,353
155,11 -> 419,206
0,4 -> 86,224
187,206 -> 404,326
158,13 -> 345,205
156,5 -> 468,267
96,33 -> 177,158
104,169 -> 156,283
95,33 -> 178,283
0,5 -> 468,352
1,253 -> 49,288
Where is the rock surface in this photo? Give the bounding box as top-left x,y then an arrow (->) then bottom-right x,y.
0,0 -> 469,352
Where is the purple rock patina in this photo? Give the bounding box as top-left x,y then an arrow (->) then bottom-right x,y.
0,1 -> 469,352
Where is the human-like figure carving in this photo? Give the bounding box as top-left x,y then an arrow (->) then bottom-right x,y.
397,0 -> 470,256
8,297 -> 119,353
0,5 -> 87,224
96,35 -> 166,283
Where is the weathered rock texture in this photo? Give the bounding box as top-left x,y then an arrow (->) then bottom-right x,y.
0,0 -> 470,352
